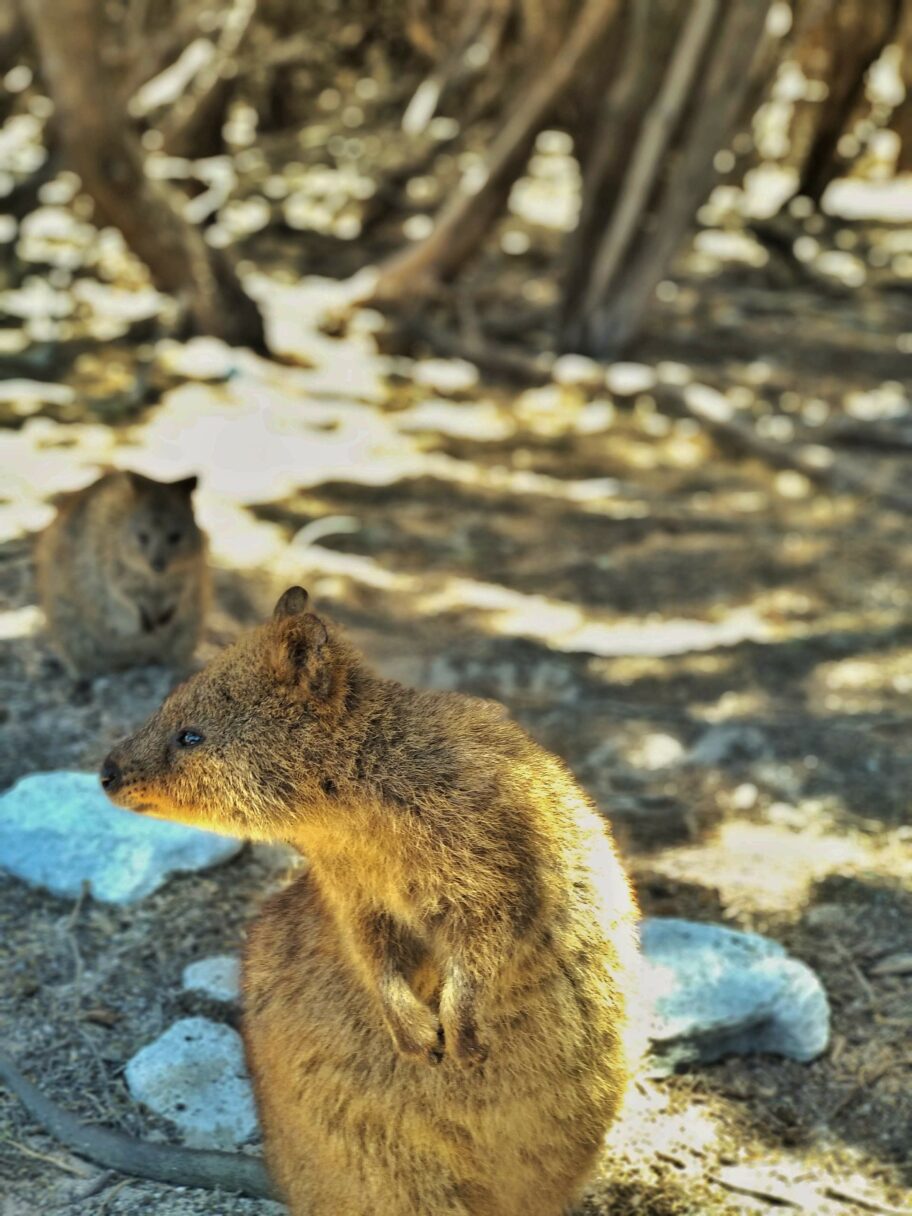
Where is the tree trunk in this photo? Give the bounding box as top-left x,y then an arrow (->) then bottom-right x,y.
21,0 -> 265,349
370,0 -> 624,303
792,0 -> 900,202
0,0 -> 25,68
889,0 -> 912,173
563,0 -> 775,358
560,0 -> 678,331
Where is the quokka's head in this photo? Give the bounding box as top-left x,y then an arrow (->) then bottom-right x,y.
120,471 -> 203,576
100,588 -> 358,838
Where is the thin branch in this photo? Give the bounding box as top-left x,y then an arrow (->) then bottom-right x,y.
580,0 -> 719,321
371,0 -> 624,300
3,1137 -> 92,1177
708,1172 -> 801,1208
665,382 -> 912,516
823,1185 -> 912,1216
159,0 -> 258,154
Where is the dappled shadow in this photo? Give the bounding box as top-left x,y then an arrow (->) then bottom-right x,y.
3,222 -> 912,1211
250,473 -> 836,615
576,1176 -> 705,1216
2,509 -> 909,1213
327,583 -> 912,832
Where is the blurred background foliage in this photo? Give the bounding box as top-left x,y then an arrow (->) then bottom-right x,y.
3,0 -> 912,357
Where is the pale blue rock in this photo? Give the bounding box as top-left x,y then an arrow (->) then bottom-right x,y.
182,954 -> 242,1003
642,918 -> 830,1071
125,1017 -> 258,1149
0,771 -> 242,904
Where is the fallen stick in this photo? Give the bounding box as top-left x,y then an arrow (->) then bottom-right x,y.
0,1050 -> 275,1199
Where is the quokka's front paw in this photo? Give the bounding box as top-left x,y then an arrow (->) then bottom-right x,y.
386,1006 -> 446,1065
445,1018 -> 489,1068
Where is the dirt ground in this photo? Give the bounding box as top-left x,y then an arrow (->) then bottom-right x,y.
2,112 -> 912,1216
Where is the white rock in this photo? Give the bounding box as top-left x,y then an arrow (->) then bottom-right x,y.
126,1017 -> 258,1149
182,955 -> 241,1003
0,772 -> 242,904
642,918 -> 830,1070
604,362 -> 657,395
157,337 -> 237,381
551,354 -> 603,388
412,357 -> 479,395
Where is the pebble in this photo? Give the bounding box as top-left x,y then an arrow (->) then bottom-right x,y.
125,1017 -> 258,1149
551,354 -> 603,388
411,357 -> 479,395
604,362 -> 657,395
182,955 -> 242,1003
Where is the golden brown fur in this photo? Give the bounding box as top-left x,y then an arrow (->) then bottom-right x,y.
102,587 -> 639,1216
35,470 -> 208,676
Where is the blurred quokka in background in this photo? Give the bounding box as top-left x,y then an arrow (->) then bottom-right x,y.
36,470 -> 208,677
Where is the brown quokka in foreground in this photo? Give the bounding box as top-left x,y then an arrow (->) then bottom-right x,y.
36,470 -> 208,676
101,587 -> 640,1216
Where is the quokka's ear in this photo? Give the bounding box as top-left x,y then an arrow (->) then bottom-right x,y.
270,609 -> 331,697
173,475 -> 198,495
125,470 -> 153,493
273,586 -> 310,620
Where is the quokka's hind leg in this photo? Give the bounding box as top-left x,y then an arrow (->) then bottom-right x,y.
249,1016 -> 479,1216
266,1131 -> 479,1216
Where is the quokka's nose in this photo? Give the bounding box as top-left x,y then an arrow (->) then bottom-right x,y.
151,556 -> 167,573
99,756 -> 122,793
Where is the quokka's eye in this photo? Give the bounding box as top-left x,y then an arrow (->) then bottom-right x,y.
176,729 -> 205,748
138,531 -> 149,545
168,531 -> 182,544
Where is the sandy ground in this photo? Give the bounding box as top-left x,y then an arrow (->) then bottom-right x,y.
1,253 -> 912,1215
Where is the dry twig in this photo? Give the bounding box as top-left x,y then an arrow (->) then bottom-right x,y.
823,1185 -> 912,1216
708,1171 -> 802,1207
3,1136 -> 92,1177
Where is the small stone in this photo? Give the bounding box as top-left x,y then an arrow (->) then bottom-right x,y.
157,337 -> 237,381
182,955 -> 241,1003
630,732 -> 686,771
688,724 -> 769,767
731,782 -> 758,811
604,362 -> 657,395
552,354 -> 603,388
804,902 -> 845,930
0,772 -> 242,904
642,918 -> 830,1070
126,1017 -> 258,1149
412,357 -> 479,395
869,951 -> 912,977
